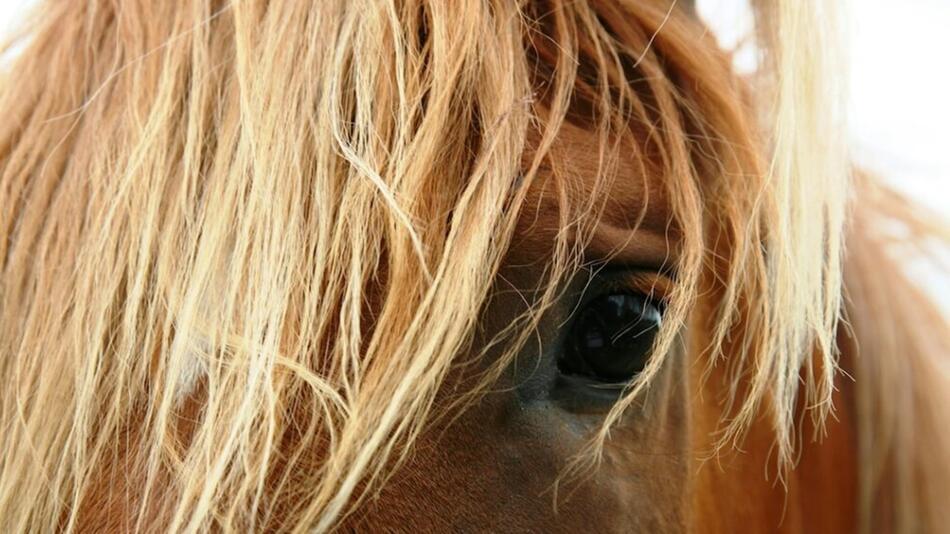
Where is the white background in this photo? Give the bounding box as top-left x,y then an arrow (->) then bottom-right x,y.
699,0 -> 950,215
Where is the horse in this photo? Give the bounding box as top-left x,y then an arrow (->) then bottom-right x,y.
0,0 -> 947,532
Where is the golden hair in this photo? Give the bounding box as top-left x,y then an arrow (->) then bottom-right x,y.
0,0 -> 945,532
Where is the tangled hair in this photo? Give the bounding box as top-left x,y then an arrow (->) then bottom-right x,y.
0,0 -> 946,532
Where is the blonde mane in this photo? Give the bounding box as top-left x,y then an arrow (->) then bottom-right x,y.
0,1 -> 946,532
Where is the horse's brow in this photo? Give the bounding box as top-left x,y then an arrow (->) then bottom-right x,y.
586,220 -> 677,272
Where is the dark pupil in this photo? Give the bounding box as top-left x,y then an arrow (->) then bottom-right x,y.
561,293 -> 662,383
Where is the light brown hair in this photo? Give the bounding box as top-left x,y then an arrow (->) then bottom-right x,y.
0,1 -> 946,532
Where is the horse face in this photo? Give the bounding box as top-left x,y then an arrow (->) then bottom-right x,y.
345,121 -> 691,532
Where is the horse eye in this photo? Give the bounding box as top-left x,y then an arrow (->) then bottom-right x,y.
559,292 -> 663,384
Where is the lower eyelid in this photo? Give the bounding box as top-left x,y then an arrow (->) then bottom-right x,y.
550,374 -> 628,410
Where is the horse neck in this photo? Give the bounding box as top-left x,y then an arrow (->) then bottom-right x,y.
689,189 -> 950,534
838,193 -> 950,534
687,336 -> 859,533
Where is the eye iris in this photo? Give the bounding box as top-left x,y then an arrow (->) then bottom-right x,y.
562,293 -> 662,383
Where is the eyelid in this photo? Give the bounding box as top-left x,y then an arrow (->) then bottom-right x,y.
567,264 -> 673,327
585,252 -> 679,281
594,269 -> 673,307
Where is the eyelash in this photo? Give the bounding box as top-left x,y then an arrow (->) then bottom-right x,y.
589,269 -> 671,307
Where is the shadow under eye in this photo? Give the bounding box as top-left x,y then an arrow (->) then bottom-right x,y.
549,374 -> 629,412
